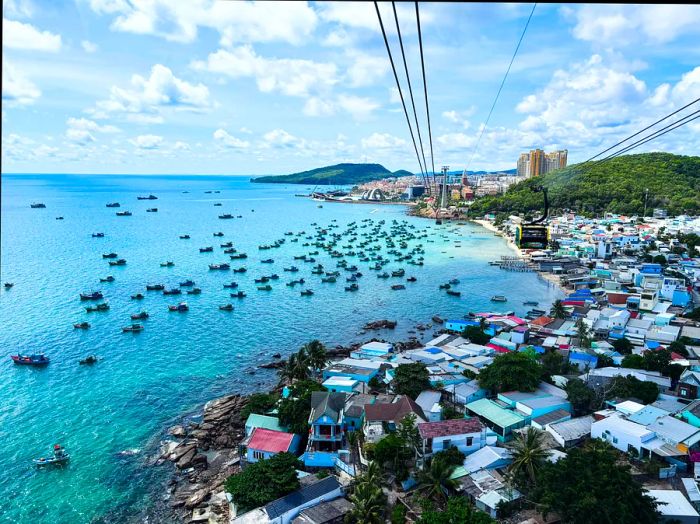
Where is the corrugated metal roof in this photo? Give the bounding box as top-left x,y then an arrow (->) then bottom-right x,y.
467,398 -> 526,428
265,477 -> 341,519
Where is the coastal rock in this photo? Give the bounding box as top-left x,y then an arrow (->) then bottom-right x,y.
176,448 -> 198,470
168,425 -> 187,438
363,319 -> 397,330
272,353 -> 281,359
259,360 -> 285,369
432,315 -> 444,324
185,487 -> 211,509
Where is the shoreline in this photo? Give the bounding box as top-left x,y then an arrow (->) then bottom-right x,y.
472,219 -> 522,257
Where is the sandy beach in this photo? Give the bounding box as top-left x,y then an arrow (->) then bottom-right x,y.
473,219 -> 522,256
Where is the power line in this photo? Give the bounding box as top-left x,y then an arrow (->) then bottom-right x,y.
464,3 -> 536,172
415,1 -> 436,196
392,2 -> 430,192
374,1 -> 428,189
582,96 -> 700,164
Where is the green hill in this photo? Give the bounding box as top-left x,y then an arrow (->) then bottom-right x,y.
251,163 -> 413,185
469,153 -> 700,217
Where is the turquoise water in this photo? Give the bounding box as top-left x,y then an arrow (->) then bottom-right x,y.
0,175 -> 562,523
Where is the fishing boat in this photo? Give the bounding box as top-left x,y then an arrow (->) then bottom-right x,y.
268,274 -> 280,280
406,276 -> 417,282
491,295 -> 508,302
523,301 -> 539,306
122,324 -> 144,332
449,279 -> 460,285
224,248 -> 235,254
115,211 -> 132,216
213,232 -> 224,237
346,275 -> 357,282
86,302 -> 110,312
321,276 -> 336,283
186,288 -> 201,295
377,272 -> 390,279
233,267 -> 247,273
179,280 -> 195,287
168,302 -> 188,312
100,276 -> 115,282
223,282 -> 238,289
257,284 -> 272,291
131,311 -> 149,320
230,253 -> 248,259
218,214 -> 234,219
438,284 -> 451,290
300,289 -> 314,296
4,282 -> 14,288
391,269 -> 405,277
160,261 -> 175,267
33,444 -> 69,466
391,284 -> 406,290
255,276 -> 270,283
293,255 -> 307,260
108,258 -> 127,266
79,355 -> 98,365
209,263 -> 230,270
131,293 -> 144,300
261,258 -> 274,264
80,291 -> 103,300
146,207 -> 158,212
447,290 -> 461,297
30,203 -> 46,208
231,291 -> 247,298
180,234 -> 191,239
92,233 -> 105,238
199,247 -> 214,253
345,283 -> 359,292
11,353 -> 50,366
219,304 -> 234,311
74,322 -> 90,329
221,241 -> 233,248
146,284 -> 164,291
163,288 -> 182,295
137,194 -> 158,200
283,266 -> 299,272
106,202 -> 120,208
102,252 -> 118,259
214,203 -> 222,206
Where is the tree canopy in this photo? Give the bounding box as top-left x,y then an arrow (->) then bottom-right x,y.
417,497 -> 495,524
277,380 -> 326,434
606,375 -> 659,404
393,363 -> 431,399
241,392 -> 279,420
478,351 -> 542,393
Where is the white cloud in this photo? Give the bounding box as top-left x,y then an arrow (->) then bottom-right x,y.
91,64 -> 210,121
88,0 -> 317,45
567,5 -> 700,46
173,141 -> 190,151
81,40 -> 98,53
2,61 -> 41,105
3,19 -> 62,52
213,128 -> 250,149
345,53 -> 388,87
442,107 -> 476,128
361,132 -> 406,149
192,45 -> 337,98
262,128 -> 305,150
436,132 -> 476,151
67,117 -> 119,133
303,97 -> 335,117
336,94 -> 379,120
3,0 -> 35,19
66,128 -> 96,145
129,134 -> 163,149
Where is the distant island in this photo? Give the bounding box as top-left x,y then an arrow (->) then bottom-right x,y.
469,152 -> 700,217
251,163 -> 414,185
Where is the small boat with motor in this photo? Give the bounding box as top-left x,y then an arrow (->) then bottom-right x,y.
438,283 -> 451,290
491,295 -> 508,302
115,211 -> 132,216
102,252 -> 118,259
391,284 -> 406,290
168,302 -> 189,312
79,355 -> 98,365
200,247 -> 214,253
131,293 -> 144,300
345,283 -> 359,292
321,276 -> 336,283
346,275 -> 357,282
131,311 -> 149,320
209,263 -> 230,270
100,276 -> 115,283
74,322 -> 90,329
224,248 -> 235,254
179,280 -> 195,287
523,300 -> 539,306
406,276 -> 417,282
180,234 -> 190,239
186,288 -> 201,295
392,269 -> 405,277
5,282 -> 14,288
163,288 -> 181,295
33,444 -> 69,466
231,291 -> 247,298
92,233 -> 105,238
137,194 -> 158,200
223,282 -> 238,289
11,353 -> 50,366
214,203 -> 222,206
30,203 -> 46,208
80,291 -> 103,300
218,214 -> 234,219
377,272 -> 390,279
300,289 -> 314,296
230,253 -> 248,259
122,324 -> 144,332
449,278 -> 460,285
233,267 -> 247,273
219,304 -> 234,311
447,290 -> 461,297
146,284 -> 164,291
106,202 -> 120,208
146,207 -> 158,212
108,258 -> 127,266
261,258 -> 274,264
213,232 -> 224,237
255,276 -> 270,283
221,241 -> 233,248
160,261 -> 175,267
86,302 -> 110,312
284,266 -> 299,272
257,284 -> 272,291
268,274 -> 279,280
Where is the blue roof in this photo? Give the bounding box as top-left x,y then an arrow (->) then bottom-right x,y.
569,352 -> 597,362
265,476 -> 341,519
425,347 -> 443,355
646,341 -> 661,350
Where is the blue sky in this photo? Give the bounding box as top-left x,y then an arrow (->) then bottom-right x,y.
2,1 -> 700,175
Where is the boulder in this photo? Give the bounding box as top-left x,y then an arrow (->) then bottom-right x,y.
169,425 -> 187,437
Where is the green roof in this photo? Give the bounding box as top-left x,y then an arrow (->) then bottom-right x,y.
245,414 -> 286,433
466,398 -> 526,428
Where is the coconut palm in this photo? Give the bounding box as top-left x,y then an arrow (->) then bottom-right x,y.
417,457 -> 459,503
479,316 -> 489,333
277,349 -> 311,385
349,482 -> 385,524
361,460 -> 384,487
304,339 -> 328,375
551,299 -> 566,319
509,427 -> 549,487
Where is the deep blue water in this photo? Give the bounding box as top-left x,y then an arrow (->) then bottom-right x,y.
0,174 -> 562,523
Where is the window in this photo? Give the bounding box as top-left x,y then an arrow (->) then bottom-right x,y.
612,437 -> 618,444
253,450 -> 265,460
466,437 -> 473,447
442,439 -> 451,450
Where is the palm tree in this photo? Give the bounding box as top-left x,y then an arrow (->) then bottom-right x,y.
277,349 -> 311,385
509,427 -> 549,487
361,460 -> 383,487
349,482 -> 385,524
417,457 -> 459,503
551,299 -> 566,319
304,340 -> 327,375
479,316 -> 488,333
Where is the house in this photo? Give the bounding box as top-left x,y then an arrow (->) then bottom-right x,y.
417,418 -> 495,459
449,445 -> 512,479
459,469 -> 521,519
591,414 -> 655,454
679,370 -> 700,400
545,416 -> 594,448
350,341 -> 393,360
343,393 -> 382,432
291,497 -> 353,524
415,391 -> 442,422
586,367 -> 671,389
443,380 -> 488,407
245,414 -> 286,436
232,476 -> 344,524
321,376 -> 361,394
568,351 -> 598,371
363,396 -> 426,443
303,392 -> 347,468
647,415 -> 700,455
466,398 -> 528,441
243,428 -> 301,463
648,489 -> 700,524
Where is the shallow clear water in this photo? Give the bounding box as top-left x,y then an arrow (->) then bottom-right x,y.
0,174 -> 562,523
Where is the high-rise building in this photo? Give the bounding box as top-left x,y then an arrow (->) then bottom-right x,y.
517,149 -> 567,177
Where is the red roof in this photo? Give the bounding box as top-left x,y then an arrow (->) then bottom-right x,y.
487,343 -> 510,353
364,396 -> 425,422
531,316 -> 554,327
606,293 -> 630,305
248,428 -> 295,453
418,418 -> 485,439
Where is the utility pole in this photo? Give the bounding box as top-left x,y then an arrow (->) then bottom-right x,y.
643,188 -> 649,218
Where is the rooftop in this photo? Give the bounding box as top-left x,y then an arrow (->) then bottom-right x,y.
467,398 -> 526,428
245,414 -> 286,433
648,490 -> 700,518
265,477 -> 342,520
364,395 -> 425,423
547,416 -> 594,441
248,428 -> 295,453
418,417 -> 485,439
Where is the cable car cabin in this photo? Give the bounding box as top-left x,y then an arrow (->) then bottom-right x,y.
516,224 -> 549,249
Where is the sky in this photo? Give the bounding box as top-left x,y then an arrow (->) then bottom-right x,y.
2,1 -> 700,175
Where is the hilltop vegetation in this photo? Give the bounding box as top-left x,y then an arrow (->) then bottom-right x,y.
469,153 -> 700,217
251,163 -> 413,185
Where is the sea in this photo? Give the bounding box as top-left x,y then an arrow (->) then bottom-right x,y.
0,174 -> 562,523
